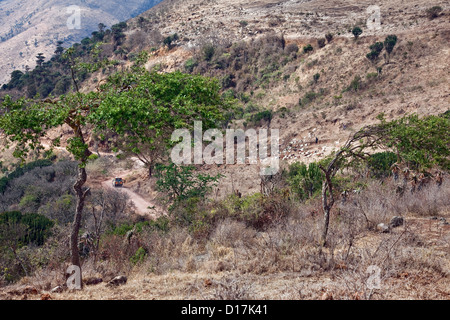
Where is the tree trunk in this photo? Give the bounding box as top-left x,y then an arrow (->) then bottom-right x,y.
320,172 -> 334,247
148,165 -> 153,178
70,166 -> 89,288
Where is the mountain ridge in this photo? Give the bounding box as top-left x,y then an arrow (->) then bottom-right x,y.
0,0 -> 162,85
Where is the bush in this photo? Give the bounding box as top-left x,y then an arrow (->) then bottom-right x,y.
203,44 -> 216,61
384,35 -> 398,56
0,211 -> 54,246
285,43 -> 299,55
313,73 -> 320,84
287,162 -> 324,201
317,38 -> 326,48
130,247 -> 147,265
325,33 -> 333,43
426,6 -> 442,19
303,44 -> 314,54
352,26 -> 363,39
348,75 -> 361,92
184,58 -> 198,73
0,159 -> 53,194
299,91 -> 319,106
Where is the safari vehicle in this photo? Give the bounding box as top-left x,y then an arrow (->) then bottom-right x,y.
112,177 -> 124,187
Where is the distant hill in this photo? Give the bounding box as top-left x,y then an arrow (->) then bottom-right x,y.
0,0 -> 162,85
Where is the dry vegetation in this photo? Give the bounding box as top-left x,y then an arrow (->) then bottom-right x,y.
0,0 -> 449,300
1,177 -> 449,300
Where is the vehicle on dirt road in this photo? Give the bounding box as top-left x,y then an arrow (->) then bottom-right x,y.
112,177 -> 124,187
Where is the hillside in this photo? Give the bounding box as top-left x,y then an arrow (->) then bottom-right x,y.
0,0 -> 449,301
117,0 -> 449,196
0,0 -> 162,85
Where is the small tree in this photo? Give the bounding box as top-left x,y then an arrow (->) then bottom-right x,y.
154,162 -> 223,209
35,53 -> 45,67
303,44 -> 314,54
384,35 -> 397,63
352,26 -> 363,39
319,112 -> 449,246
366,41 -> 384,64
313,73 -> 320,84
325,33 -> 333,43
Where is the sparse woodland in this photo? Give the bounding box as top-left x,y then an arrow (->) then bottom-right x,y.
0,0 -> 449,300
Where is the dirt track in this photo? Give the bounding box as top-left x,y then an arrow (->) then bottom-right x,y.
101,179 -> 161,219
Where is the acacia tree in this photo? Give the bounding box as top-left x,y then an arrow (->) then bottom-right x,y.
319,125 -> 384,246
319,113 -> 449,246
91,64 -> 234,178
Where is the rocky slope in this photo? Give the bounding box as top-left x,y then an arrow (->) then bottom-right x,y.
0,0 -> 162,85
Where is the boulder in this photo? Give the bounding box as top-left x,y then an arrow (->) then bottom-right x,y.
84,277 -> 103,286
50,286 -> 64,293
107,275 -> 127,287
389,216 -> 404,229
377,223 -> 390,233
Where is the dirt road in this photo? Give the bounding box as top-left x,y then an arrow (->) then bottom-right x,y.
102,179 -> 162,219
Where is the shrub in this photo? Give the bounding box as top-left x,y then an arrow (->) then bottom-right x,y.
348,75 -> 361,92
313,73 -> 320,84
426,6 -> 442,20
299,91 -> 319,106
325,33 -> 333,43
130,247 -> 147,265
285,43 -> 299,55
250,110 -> 272,125
184,58 -> 198,73
303,44 -> 314,54
317,38 -> 326,48
384,35 -> 397,56
203,44 -> 216,61
155,162 -> 223,209
287,162 -> 324,201
352,26 -> 363,39
0,211 -> 54,246
0,159 -> 53,194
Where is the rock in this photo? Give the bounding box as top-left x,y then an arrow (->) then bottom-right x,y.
84,277 -> 103,286
389,216 -> 404,229
377,223 -> 390,233
107,275 -> 127,287
40,293 -> 52,300
50,286 -> 64,293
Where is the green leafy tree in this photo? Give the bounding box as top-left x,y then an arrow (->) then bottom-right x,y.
352,26 -> 363,39
92,65 -> 233,177
384,35 -> 397,63
154,162 -> 223,209
35,53 -> 45,67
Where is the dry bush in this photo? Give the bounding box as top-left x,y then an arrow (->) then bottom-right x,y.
209,219 -> 256,248
210,275 -> 253,300
85,156 -> 115,179
400,179 -> 450,216
139,227 -> 201,274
